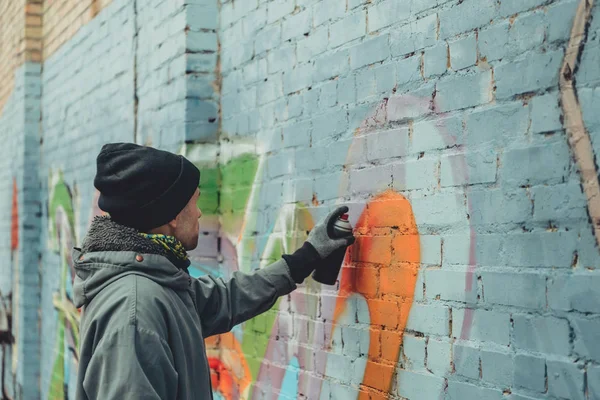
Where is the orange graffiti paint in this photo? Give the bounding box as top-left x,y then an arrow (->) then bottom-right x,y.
205,332 -> 252,399
334,190 -> 420,397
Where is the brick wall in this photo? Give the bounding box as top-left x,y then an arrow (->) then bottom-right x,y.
0,0 -> 599,399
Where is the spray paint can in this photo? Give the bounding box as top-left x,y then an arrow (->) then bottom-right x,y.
312,214 -> 353,285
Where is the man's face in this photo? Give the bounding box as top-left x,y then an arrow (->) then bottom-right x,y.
173,188 -> 202,250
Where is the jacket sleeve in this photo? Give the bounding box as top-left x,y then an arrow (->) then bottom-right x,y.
82,325 -> 178,400
193,258 -> 297,338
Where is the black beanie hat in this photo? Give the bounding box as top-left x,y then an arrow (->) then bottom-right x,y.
94,143 -> 200,231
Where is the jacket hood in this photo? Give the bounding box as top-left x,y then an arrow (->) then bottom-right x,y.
72,216 -> 192,308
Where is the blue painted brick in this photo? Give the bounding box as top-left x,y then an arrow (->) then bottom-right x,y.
413,114 -> 463,152
282,8 -> 312,41
315,171 -> 346,201
547,0 -> 581,43
548,274 -> 600,313
514,354 -> 546,392
547,360 -> 585,400
453,342 -> 480,379
330,11 -> 366,48
395,370 -> 445,399
287,94 -> 303,118
349,165 -> 392,194
469,188 -> 531,225
572,316 -> 600,362
314,50 -> 349,82
186,53 -> 217,73
303,88 -> 320,116
465,102 -> 529,147
423,42 -> 448,77
452,308 -> 510,345
589,365 -> 600,399
531,91 -> 563,133
394,157 -> 438,191
374,63 -> 396,93
187,3 -> 219,30
283,63 -> 312,94
396,54 -> 423,92
267,151 -> 294,178
350,34 -> 390,70
425,269 -> 477,303
441,150 -> 496,187
390,14 -> 437,56
532,182 -> 586,221
412,0 -> 438,14
478,21 -> 510,62
412,191 -> 467,227
481,271 -> 546,308
356,69 -> 376,103
313,0 -> 345,27
268,44 -> 296,74
514,315 -> 571,356
436,70 -> 493,112
447,381 -> 503,400
402,334 -> 426,369
368,0 -> 411,33
366,128 -> 409,161
267,0 -> 295,23
481,349 -> 513,386
255,23 -> 281,54
319,81 -> 337,109
297,26 -> 328,63
242,7 -> 267,37
449,33 -> 477,70
495,50 -> 563,99
420,235 -> 442,265
504,231 -> 577,268
337,75 -> 356,105
501,142 -> 570,187
283,120 -> 311,148
499,0 -> 547,17
439,0 -> 497,39
258,74 -> 283,105
311,109 -> 348,144
405,304 -> 450,336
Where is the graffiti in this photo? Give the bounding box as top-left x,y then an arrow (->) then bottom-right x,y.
47,172 -> 81,400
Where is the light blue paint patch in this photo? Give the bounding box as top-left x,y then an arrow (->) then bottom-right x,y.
279,356 -> 300,400
188,264 -> 223,279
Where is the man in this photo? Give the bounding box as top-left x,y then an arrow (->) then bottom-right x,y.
73,142 -> 355,400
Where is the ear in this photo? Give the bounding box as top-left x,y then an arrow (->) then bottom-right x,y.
167,217 -> 178,229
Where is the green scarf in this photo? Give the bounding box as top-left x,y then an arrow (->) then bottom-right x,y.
139,233 -> 189,261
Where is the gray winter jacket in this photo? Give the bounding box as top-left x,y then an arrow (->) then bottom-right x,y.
73,217 -> 297,400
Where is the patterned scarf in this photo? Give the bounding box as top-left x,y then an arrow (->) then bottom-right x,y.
139,233 -> 189,261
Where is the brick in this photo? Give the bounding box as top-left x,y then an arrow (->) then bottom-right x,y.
469,188 -> 531,226
500,142 -> 570,187
427,338 -> 452,375
449,33 -> 477,70
530,92 -> 562,134
311,108 -> 348,144
395,370 -> 445,399
297,26 -> 328,63
283,120 -> 311,148
547,360 -> 585,400
406,304 -> 450,336
452,308 -> 510,345
411,0 -> 438,14
495,50 -> 563,99
268,44 -> 296,74
374,63 -> 396,93
498,0 -> 548,17
413,114 -> 463,152
402,334 -> 426,369
295,147 -> 327,173
513,315 -> 571,356
532,182 -> 586,221
337,75 -> 356,105
267,152 -> 294,178
481,271 -> 545,308
303,88 -> 320,116
412,191 -> 467,227
420,235 -> 442,265
330,11 -> 366,48
477,21 -> 510,62
440,150 -> 496,187
319,81 -> 337,109
394,157 -> 438,191
578,43 -> 600,86
314,50 -> 349,82
356,69 -> 377,102
349,165 -> 392,194
283,63 -> 313,94
366,128 -> 409,161
436,70 -> 493,112
314,171 -> 346,201
390,14 -> 437,57
426,268 -> 476,303
453,342 -> 480,379
242,7 -> 267,37
547,0 -> 580,43
258,74 -> 283,105
396,54 -> 423,92
572,316 -> 600,362
465,102 -> 529,147
514,354 -> 546,392
548,274 -> 600,313
313,0 -> 346,27
439,0 -> 497,39
481,349 -> 513,386
447,381 -> 503,400
350,34 -> 390,70
368,0 -> 411,33
267,0 -> 295,23
423,42 -> 448,77
282,8 -> 312,41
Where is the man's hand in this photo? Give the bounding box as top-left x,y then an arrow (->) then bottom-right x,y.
307,205 -> 356,258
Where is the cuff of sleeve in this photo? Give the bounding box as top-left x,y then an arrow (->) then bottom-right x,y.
260,258 -> 297,296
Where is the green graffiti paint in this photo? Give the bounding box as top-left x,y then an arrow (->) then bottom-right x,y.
220,154 -> 259,236
197,167 -> 219,215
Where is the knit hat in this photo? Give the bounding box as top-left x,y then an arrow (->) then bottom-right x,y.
94,143 -> 200,231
